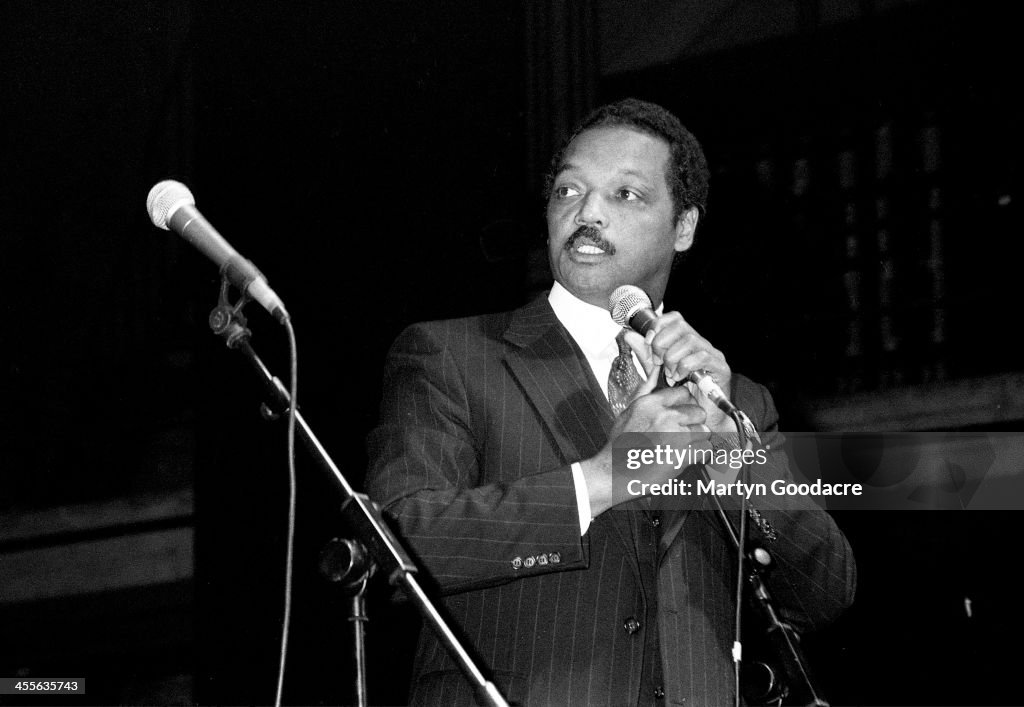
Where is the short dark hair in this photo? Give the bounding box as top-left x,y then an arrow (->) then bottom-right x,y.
544,98 -> 710,222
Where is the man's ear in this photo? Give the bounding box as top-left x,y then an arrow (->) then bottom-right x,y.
674,207 -> 699,253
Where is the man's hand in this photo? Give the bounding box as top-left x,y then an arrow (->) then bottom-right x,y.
637,311 -> 735,434
580,374 -> 707,517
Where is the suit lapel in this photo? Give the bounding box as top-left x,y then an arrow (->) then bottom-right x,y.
658,508 -> 689,563
502,296 -> 613,462
657,463 -> 706,562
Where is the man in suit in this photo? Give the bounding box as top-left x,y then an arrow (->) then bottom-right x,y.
366,98 -> 855,706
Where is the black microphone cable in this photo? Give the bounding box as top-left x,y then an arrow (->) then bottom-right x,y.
731,407 -> 751,707
275,319 -> 298,707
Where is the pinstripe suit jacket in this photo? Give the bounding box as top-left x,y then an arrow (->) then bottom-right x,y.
366,295 -> 855,706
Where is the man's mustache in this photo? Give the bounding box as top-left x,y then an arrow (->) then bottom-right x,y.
565,226 -> 615,254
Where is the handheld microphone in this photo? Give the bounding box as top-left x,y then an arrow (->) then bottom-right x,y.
146,180 -> 289,324
609,285 -> 737,415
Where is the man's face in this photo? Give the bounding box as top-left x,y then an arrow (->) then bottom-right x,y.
546,126 -> 696,309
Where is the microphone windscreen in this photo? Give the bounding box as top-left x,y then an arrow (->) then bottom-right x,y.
609,285 -> 652,327
147,180 -> 195,230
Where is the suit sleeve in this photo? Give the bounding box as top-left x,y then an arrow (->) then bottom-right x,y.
706,376 -> 857,633
364,322 -> 588,595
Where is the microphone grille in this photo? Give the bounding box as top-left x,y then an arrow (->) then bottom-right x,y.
147,180 -> 195,230
609,285 -> 652,327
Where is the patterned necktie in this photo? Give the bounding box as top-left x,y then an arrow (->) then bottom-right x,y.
608,329 -> 643,416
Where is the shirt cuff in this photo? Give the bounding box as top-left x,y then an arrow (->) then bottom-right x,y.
570,462 -> 592,535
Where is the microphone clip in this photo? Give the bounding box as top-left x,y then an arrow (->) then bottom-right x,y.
208,272 -> 253,349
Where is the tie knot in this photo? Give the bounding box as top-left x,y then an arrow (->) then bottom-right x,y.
615,328 -> 632,357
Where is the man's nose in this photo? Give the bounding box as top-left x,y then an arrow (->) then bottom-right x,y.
574,191 -> 607,228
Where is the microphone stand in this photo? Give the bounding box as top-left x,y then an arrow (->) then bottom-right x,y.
700,430 -> 829,707
206,282 -> 510,707
318,538 -> 375,707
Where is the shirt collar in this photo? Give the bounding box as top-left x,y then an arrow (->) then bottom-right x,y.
548,281 -> 663,358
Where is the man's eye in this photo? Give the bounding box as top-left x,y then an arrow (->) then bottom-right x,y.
554,185 -> 581,198
617,189 -> 641,201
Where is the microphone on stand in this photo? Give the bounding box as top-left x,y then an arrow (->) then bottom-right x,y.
608,284 -> 737,415
146,180 -> 290,324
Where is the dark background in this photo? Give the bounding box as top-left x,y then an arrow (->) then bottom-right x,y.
2,1 -> 1022,705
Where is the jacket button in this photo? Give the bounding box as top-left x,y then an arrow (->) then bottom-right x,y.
549,552 -> 561,564
623,617 -> 641,634
524,556 -> 536,568
652,515 -> 661,527
511,557 -> 523,570
654,686 -> 665,699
